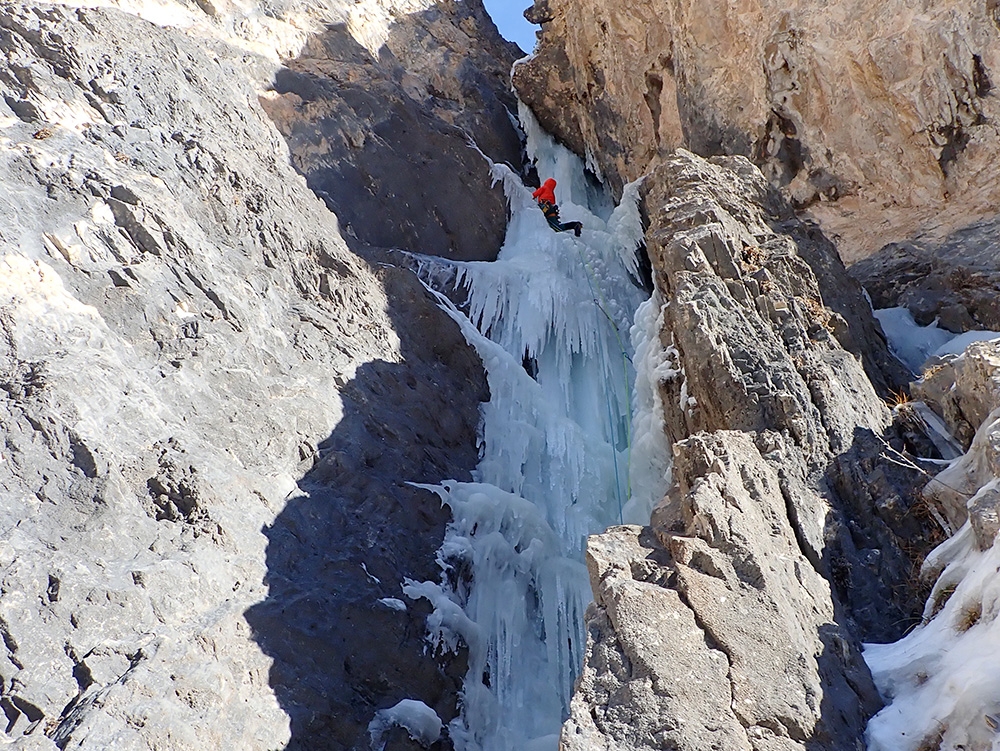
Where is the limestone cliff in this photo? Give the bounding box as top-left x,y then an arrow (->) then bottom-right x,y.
0,0 -> 984,748
514,0 -> 1000,261
562,152 -> 941,750
0,1 -> 514,748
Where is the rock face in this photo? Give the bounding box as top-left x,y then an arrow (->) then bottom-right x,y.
562,152 -> 941,749
513,0 -> 1000,261
0,1 -> 508,748
851,219 -> 1000,334
263,0 -> 523,261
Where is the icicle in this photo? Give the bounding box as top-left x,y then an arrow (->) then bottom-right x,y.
622,290 -> 673,525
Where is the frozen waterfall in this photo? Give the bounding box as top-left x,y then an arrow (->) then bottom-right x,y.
400,105 -> 670,751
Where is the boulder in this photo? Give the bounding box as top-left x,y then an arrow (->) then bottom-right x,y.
852,227 -> 1000,333
911,341 -> 1000,448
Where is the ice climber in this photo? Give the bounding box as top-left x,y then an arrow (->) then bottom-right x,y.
532,178 -> 582,237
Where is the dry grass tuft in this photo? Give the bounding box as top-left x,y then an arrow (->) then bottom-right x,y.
930,582 -> 957,619
915,723 -> 945,751
922,363 -> 946,380
740,243 -> 765,272
955,600 -> 983,632
884,387 -> 911,409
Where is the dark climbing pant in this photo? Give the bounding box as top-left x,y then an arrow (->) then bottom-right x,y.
546,216 -> 582,237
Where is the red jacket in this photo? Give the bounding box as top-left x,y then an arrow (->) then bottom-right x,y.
532,178 -> 557,205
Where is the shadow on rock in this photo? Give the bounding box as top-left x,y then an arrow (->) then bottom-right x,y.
806,623 -> 880,751
245,2 -> 520,746
824,425 -> 946,643
796,419 -> 945,749
244,268 -> 488,750
260,10 -> 523,263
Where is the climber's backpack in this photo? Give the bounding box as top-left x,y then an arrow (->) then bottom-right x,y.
538,200 -> 560,220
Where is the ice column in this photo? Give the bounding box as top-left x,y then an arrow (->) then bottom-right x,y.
405,104 -> 654,751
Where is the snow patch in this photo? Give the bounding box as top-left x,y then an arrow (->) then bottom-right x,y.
368,699 -> 443,751
361,562 -> 380,585
622,291 -> 673,525
402,576 -> 479,655
874,306 -> 1000,373
865,513 -> 1000,750
933,330 -> 1000,358
874,307 -> 956,373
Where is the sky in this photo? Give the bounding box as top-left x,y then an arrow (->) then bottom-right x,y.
483,0 -> 537,52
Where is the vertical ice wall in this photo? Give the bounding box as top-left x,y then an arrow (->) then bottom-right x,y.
402,104 -> 661,750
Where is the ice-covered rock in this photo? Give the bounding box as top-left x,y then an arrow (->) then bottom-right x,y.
402,111 -> 649,751
369,699 -> 443,750
866,405 -> 1000,751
